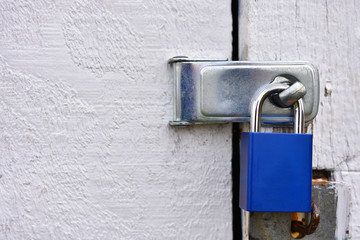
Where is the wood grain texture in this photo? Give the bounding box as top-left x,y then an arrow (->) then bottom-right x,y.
0,0 -> 232,239
239,0 -> 360,237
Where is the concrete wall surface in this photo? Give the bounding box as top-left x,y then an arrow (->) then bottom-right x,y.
239,0 -> 360,238
0,1 -> 233,239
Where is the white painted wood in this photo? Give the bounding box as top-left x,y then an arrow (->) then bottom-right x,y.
0,0 -> 233,239
240,0 -> 360,237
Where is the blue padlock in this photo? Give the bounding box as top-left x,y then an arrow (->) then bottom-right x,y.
240,83 -> 312,212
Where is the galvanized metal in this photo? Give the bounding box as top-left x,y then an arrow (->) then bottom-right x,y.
169,57 -> 319,126
271,78 -> 307,108
249,82 -> 304,133
294,99 -> 305,134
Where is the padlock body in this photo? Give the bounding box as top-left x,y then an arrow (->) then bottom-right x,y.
240,132 -> 312,212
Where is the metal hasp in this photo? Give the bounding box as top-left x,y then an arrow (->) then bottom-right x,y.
169,57 -> 319,126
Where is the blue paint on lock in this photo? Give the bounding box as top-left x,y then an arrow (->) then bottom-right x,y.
240,132 -> 312,212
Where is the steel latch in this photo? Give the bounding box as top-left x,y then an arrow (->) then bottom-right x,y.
168,57 -> 319,126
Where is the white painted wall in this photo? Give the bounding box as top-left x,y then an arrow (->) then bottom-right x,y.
0,1 -> 233,239
239,0 -> 360,238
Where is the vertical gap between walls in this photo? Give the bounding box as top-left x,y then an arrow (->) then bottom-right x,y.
231,0 -> 241,239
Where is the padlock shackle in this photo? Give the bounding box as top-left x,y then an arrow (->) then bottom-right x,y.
294,99 -> 305,134
249,83 -> 305,133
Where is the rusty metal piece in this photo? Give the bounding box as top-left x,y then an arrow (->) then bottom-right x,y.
291,212 -> 307,239
312,178 -> 329,185
291,201 -> 321,239
307,201 -> 321,234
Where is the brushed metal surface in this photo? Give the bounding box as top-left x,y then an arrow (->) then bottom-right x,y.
169,58 -> 319,126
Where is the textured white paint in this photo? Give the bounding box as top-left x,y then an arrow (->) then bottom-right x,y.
335,171 -> 360,239
239,0 -> 360,237
0,0 -> 232,239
